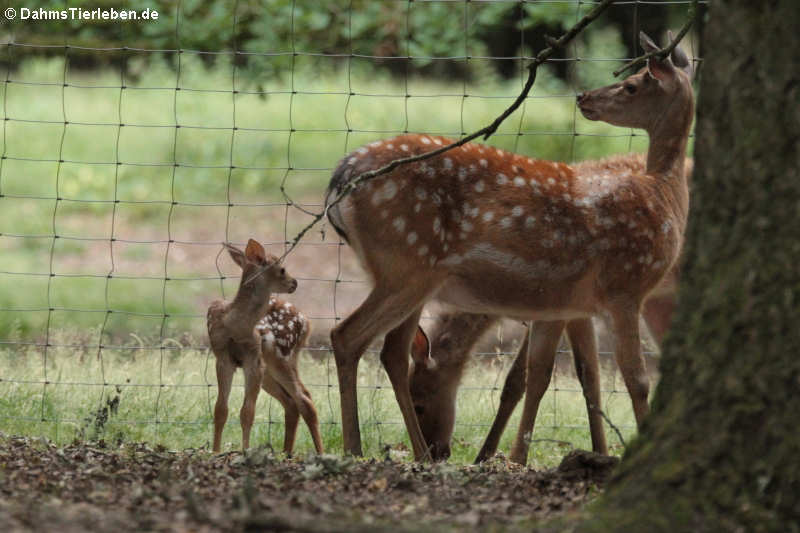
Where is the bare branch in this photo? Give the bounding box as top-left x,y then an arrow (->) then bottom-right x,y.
612,0 -> 699,78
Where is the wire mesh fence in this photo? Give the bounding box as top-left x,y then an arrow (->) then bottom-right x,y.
0,0 -> 702,460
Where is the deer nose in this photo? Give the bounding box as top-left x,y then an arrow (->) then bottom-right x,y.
576,92 -> 585,103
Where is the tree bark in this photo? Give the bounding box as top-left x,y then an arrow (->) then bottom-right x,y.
579,1 -> 800,531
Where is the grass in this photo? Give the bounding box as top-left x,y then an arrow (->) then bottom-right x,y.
0,330 -> 638,466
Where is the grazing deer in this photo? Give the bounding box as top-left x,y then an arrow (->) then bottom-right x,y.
207,239 -> 323,454
410,157 -> 691,463
325,32 -> 694,461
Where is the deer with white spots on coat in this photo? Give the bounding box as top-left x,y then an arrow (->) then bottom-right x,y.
207,239 -> 323,454
409,156 -> 692,464
326,32 -> 694,461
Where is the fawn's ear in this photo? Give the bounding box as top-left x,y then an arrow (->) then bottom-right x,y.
411,325 -> 435,370
640,31 -> 672,81
244,239 -> 267,264
667,30 -> 693,78
224,243 -> 247,269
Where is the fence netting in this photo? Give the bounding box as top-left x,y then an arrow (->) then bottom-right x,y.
0,0 -> 702,459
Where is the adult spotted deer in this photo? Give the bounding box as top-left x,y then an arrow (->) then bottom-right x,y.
326,32 -> 694,461
410,157 -> 691,463
207,239 -> 323,454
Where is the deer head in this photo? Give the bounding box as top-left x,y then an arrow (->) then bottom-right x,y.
225,239 -> 298,295
577,31 -> 693,133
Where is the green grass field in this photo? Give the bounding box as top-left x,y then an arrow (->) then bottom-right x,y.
1,56 -> 652,464
0,334 -> 639,466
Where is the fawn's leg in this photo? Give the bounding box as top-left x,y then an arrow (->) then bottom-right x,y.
475,329 -> 528,463
213,356 -> 235,453
566,318 -> 608,455
331,280 -> 440,457
294,382 -> 324,454
261,369 -> 300,454
509,320 -> 565,465
609,302 -> 650,427
379,307 -> 430,461
240,353 -> 264,450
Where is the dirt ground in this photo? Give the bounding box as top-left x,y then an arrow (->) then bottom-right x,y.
0,436 -> 618,532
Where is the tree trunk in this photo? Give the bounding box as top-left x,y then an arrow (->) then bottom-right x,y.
580,1 -> 800,531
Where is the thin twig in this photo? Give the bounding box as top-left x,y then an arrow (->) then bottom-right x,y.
598,408 -> 626,448
612,0 -> 699,77
269,0 -> 618,269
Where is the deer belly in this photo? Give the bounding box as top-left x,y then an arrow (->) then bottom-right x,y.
434,272 -> 596,321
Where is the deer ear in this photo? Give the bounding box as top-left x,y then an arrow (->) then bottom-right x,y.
667,30 -> 693,78
639,31 -> 659,55
639,31 -> 672,81
411,325 -> 435,370
224,243 -> 247,269
244,239 -> 267,264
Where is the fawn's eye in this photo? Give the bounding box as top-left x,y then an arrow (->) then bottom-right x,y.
414,405 -> 425,416
624,84 -> 637,94
280,268 -> 286,275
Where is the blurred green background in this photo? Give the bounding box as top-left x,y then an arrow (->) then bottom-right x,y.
1,0 -> 697,459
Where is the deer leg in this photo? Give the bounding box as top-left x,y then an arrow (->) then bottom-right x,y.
261,370 -> 299,454
240,354 -> 264,451
331,281 -> 440,457
642,294 -> 676,346
509,320 -> 565,465
475,329 -> 529,463
213,356 -> 235,453
295,384 -> 324,455
379,308 -> 431,461
609,303 -> 650,427
566,318 -> 608,455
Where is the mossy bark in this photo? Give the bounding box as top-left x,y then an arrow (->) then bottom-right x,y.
579,1 -> 800,531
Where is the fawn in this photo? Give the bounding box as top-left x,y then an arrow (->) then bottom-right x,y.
325,32 -> 694,461
409,156 -> 691,463
207,239 -> 323,454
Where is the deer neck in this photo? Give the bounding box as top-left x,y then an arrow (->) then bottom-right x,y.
224,281 -> 271,339
645,90 -> 694,218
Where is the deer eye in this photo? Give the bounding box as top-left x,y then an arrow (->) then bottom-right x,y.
624,84 -> 637,94
280,268 -> 286,275
414,405 -> 425,416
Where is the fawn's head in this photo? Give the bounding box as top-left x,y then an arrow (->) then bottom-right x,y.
577,31 -> 693,132
225,239 -> 297,295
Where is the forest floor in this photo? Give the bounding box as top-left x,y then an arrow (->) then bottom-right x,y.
0,435 -> 618,532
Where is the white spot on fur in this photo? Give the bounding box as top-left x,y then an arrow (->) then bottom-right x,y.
474,181 -> 485,193
414,203 -> 422,213
407,232 -> 418,245
381,210 -> 389,219
458,167 -> 468,181
482,211 -> 494,222
547,178 -> 556,186
496,173 -> 509,185
433,138 -> 443,146
421,137 -> 431,145
479,159 -> 488,168
400,144 -> 409,152
511,206 -> 523,217
443,158 -> 453,170
513,176 -> 526,187
415,187 -> 428,200
418,245 -> 429,256
461,220 -> 474,232
393,217 -> 406,232
433,217 -> 442,234
525,216 -> 536,229
500,217 -> 512,229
